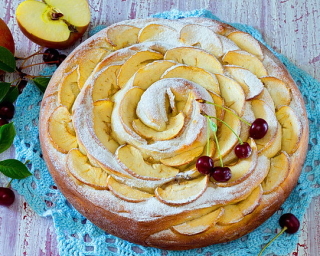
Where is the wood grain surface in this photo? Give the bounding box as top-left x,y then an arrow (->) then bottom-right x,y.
0,0 -> 319,255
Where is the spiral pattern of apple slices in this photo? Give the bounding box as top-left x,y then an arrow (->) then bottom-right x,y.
40,18 -> 308,248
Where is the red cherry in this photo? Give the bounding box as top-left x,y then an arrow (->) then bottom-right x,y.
43,48 -> 60,64
0,117 -> 8,126
211,166 -> 231,182
196,156 -> 214,175
279,213 -> 300,234
0,187 -> 15,206
17,79 -> 28,94
249,118 -> 268,139
0,102 -> 15,119
234,142 -> 252,159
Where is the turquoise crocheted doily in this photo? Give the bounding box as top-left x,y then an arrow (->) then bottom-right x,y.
12,9 -> 320,256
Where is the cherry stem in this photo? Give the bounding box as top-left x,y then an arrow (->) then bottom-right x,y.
6,179 -> 13,188
212,128 -> 223,167
258,226 -> 287,256
203,113 -> 244,145
196,99 -> 251,126
206,116 -> 210,156
19,49 -> 43,67
20,61 -> 59,70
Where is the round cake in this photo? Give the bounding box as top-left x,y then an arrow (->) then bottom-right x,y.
39,17 -> 309,250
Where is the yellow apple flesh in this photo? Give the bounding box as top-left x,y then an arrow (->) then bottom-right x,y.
0,18 -> 15,54
16,0 -> 91,49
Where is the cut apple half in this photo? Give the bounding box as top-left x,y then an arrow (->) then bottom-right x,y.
16,0 -> 90,49
216,73 -> 246,116
216,138 -> 258,187
171,207 -> 224,235
57,66 -> 80,111
117,50 -> 163,88
227,31 -> 263,60
106,25 -> 140,49
155,175 -> 208,206
218,185 -> 263,225
93,100 -> 119,154
48,105 -> 77,153
160,146 -> 204,167
164,47 -> 224,74
260,76 -> 292,109
92,65 -> 121,102
66,148 -> 108,189
222,50 -> 268,78
116,145 -> 179,180
262,151 -> 290,194
224,65 -> 264,99
132,112 -> 185,141
161,65 -> 220,95
107,176 -> 153,203
180,24 -> 223,57
276,105 -> 302,154
138,24 -> 179,43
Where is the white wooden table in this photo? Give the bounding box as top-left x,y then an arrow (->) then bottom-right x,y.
0,0 -> 319,255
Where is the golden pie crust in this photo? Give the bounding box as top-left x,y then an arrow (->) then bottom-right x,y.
39,17 -> 309,250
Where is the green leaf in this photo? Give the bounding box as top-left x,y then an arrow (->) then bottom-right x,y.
2,85 -> 19,103
0,46 -> 16,73
32,77 -> 51,93
208,118 -> 218,133
0,122 -> 16,153
0,82 -> 11,102
0,159 -> 32,179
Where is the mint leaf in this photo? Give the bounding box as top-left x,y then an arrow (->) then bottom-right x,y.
208,118 -> 217,133
32,77 -> 51,93
2,86 -> 19,103
0,122 -> 16,153
0,82 -> 11,102
0,159 -> 32,179
0,46 -> 16,73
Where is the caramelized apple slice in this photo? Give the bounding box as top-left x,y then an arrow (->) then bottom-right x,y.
106,25 -> 140,49
222,50 -> 268,78
116,145 -> 179,180
66,148 -> 108,189
218,185 -> 263,225
48,105 -> 77,153
227,31 -> 263,60
164,47 -> 224,74
171,208 -> 224,235
107,176 -> 153,202
276,105 -> 302,154
117,50 -> 163,88
160,146 -> 204,167
138,24 -> 179,43
155,175 -> 208,206
262,151 -> 290,194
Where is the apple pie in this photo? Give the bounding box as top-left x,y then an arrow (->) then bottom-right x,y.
39,17 -> 308,250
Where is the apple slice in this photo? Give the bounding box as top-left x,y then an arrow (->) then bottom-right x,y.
276,105 -> 303,154
155,175 -> 208,206
180,24 -> 223,57
160,146 -> 204,167
164,47 -> 224,74
224,65 -> 264,99
106,25 -> 140,49
92,65 -> 121,102
260,76 -> 292,109
218,185 -> 263,225
48,105 -> 77,153
117,50 -> 163,88
227,31 -> 263,60
262,151 -> 290,194
138,24 -> 179,43
257,88 -> 276,112
116,145 -> 179,180
222,50 -> 268,78
93,100 -> 119,154
260,124 -> 282,158
57,67 -> 79,111
0,18 -> 15,54
16,0 -> 90,49
171,207 -> 224,235
107,176 -> 153,203
132,112 -> 185,141
161,65 -> 220,95
66,148 -> 109,189
216,74 -> 246,116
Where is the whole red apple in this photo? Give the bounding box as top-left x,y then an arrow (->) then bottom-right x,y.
0,18 -> 15,54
